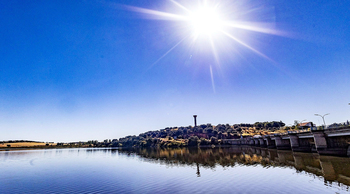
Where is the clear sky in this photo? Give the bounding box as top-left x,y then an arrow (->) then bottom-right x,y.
1,0 -> 349,142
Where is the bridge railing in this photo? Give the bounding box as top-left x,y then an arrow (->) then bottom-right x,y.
288,129 -> 311,134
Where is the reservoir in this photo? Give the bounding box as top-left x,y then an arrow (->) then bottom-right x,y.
1,147 -> 349,193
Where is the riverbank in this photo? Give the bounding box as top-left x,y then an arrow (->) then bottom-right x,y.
0,142 -> 56,148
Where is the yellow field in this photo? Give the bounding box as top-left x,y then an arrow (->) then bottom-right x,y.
0,142 -> 56,148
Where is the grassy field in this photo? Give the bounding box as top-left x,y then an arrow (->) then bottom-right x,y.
0,142 -> 56,148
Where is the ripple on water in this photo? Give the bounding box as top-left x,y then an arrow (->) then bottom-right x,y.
0,148 -> 350,194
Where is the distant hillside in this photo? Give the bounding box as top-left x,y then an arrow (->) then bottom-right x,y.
0,140 -> 44,143
112,121 -> 286,148
0,140 -> 56,148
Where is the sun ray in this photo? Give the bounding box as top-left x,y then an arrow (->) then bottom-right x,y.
124,5 -> 187,21
169,0 -> 192,14
146,36 -> 188,71
121,0 -> 287,91
210,65 -> 216,93
208,35 -> 220,65
224,21 -> 290,37
220,30 -> 273,62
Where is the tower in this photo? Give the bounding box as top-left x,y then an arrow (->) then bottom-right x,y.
193,115 -> 197,127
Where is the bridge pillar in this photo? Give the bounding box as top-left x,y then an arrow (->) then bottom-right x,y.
264,136 -> 276,149
239,139 -> 244,145
274,136 -> 291,150
312,131 -> 327,150
234,140 -> 240,145
289,134 -> 299,150
253,139 -> 260,146
258,138 -> 266,147
249,139 -> 255,146
290,134 -> 313,152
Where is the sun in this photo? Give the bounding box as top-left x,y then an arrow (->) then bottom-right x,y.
123,0 -> 285,92
122,0 -> 286,63
124,1 -> 283,54
122,0 -> 286,93
187,6 -> 225,37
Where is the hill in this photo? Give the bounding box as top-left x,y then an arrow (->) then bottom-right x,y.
0,140 -> 56,148
112,121 -> 287,148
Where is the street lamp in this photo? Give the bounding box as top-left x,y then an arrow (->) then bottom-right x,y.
299,119 -> 306,124
296,119 -> 306,130
314,113 -> 329,127
295,119 -> 306,126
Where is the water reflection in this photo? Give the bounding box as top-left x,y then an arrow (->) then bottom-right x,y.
119,146 -> 350,188
1,148 -> 349,193
85,148 -> 118,154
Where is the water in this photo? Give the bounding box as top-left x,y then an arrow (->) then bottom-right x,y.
0,147 -> 349,194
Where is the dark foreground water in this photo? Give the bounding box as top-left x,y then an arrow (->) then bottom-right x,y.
0,147 -> 349,194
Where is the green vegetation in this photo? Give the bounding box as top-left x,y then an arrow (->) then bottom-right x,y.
114,121 -> 286,148
56,140 -> 114,147
3,121 -> 349,149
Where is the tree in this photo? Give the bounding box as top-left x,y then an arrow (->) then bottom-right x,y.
188,136 -> 199,146
264,122 -> 272,129
294,120 -> 299,126
210,137 -> 218,144
218,132 -> 223,139
199,138 -> 209,145
254,122 -> 263,128
205,127 -> 213,134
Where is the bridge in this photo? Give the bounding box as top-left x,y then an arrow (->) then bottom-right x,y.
223,126 -> 350,157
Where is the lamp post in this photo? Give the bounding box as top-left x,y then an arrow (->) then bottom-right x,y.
298,119 -> 306,125
296,119 -> 306,130
314,113 -> 329,128
294,120 -> 306,126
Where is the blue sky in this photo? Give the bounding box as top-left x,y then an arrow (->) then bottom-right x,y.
1,0 -> 349,142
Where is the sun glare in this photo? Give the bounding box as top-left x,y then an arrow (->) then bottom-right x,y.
188,7 -> 224,37
124,0 -> 285,92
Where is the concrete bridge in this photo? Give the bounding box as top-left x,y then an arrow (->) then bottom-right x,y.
223,126 -> 350,157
